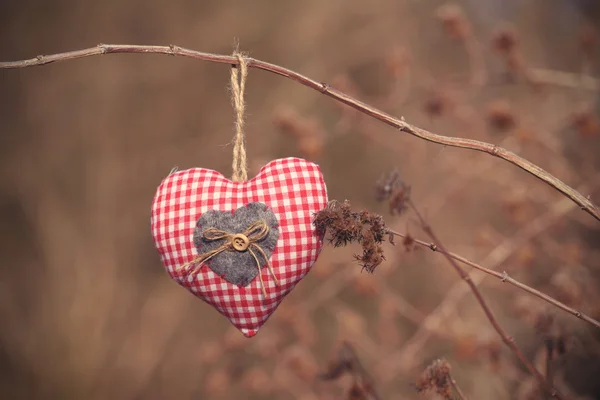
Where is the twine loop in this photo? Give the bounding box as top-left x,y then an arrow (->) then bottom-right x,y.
230,51 -> 249,182
177,49 -> 281,297
178,220 -> 279,297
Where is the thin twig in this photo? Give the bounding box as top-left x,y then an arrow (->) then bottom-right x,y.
388,229 -> 600,330
407,199 -> 564,399
528,68 -> 600,92
1,44 -> 599,221
416,358 -> 468,400
448,372 -> 468,400
380,181 -> 595,378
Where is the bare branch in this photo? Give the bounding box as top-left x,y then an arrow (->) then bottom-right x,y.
529,68 -> 600,91
449,373 -> 468,400
416,358 -> 468,400
1,44 -> 599,221
407,199 -> 564,399
388,229 -> 600,330
381,185 -> 593,378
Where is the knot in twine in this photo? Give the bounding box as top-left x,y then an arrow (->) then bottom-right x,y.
178,220 -> 279,297
230,51 -> 249,182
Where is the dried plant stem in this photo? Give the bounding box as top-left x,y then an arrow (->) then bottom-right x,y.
388,229 -> 600,330
529,68 -> 600,92
407,199 -> 564,399
416,358 -> 467,399
449,373 -> 468,400
1,44 -> 599,221
386,185 -> 594,376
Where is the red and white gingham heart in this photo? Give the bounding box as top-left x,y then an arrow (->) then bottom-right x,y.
151,158 -> 328,337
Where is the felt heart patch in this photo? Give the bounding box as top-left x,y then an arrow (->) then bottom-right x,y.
193,202 -> 280,287
151,157 -> 328,337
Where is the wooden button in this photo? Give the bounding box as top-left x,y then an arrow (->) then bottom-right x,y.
231,234 -> 250,251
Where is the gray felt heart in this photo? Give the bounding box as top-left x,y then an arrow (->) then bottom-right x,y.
193,202 -> 280,287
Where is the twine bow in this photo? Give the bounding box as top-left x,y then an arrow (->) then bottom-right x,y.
178,220 -> 279,297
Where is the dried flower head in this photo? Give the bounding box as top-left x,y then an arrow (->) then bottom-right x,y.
375,169 -> 411,216
424,89 -> 453,117
348,383 -> 368,400
389,185 -> 411,216
415,359 -> 453,399
353,230 -> 385,272
570,107 -> 600,138
314,200 -> 390,272
375,169 -> 402,202
490,26 -> 525,77
486,99 -> 517,131
491,26 -> 518,54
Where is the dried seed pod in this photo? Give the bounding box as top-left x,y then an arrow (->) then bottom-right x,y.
491,26 -> 519,54
487,99 -> 517,132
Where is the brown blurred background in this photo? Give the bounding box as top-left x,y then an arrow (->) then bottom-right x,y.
1,1 -> 600,399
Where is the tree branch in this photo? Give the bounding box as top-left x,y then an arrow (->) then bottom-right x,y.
529,68 -> 599,92
1,43 -> 599,221
448,372 -> 468,400
384,184 -> 593,379
388,229 -> 600,330
407,199 -> 564,399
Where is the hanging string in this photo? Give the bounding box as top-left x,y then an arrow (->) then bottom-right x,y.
230,51 -> 249,182
175,50 -> 281,297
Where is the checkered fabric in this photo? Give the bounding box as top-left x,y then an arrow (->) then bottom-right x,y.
151,158 -> 328,337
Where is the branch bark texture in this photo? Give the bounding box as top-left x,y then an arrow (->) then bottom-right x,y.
1,44 -> 599,221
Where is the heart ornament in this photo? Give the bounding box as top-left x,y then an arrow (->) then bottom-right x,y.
151,157 -> 328,337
